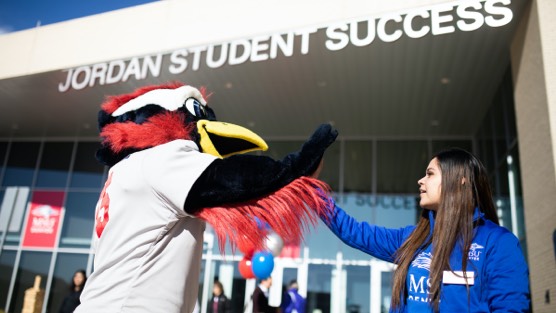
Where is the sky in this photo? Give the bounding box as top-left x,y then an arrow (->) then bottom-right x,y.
0,0 -> 158,34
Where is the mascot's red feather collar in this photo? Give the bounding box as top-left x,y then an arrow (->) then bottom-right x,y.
77,81 -> 337,313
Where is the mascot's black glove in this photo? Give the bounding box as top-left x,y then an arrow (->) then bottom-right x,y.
185,124 -> 338,213
282,123 -> 338,177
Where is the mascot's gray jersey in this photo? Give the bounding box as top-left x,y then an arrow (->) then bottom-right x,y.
77,140 -> 217,313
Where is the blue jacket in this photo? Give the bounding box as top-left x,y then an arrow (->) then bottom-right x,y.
323,200 -> 530,312
281,288 -> 306,313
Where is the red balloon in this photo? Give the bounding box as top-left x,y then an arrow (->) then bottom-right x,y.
237,237 -> 256,258
238,256 -> 256,279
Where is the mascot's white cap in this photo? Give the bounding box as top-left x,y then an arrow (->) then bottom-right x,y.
111,85 -> 207,117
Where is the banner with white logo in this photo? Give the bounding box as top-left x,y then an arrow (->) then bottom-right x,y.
21,191 -> 65,249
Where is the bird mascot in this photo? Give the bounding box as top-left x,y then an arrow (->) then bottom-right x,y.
76,82 -> 337,313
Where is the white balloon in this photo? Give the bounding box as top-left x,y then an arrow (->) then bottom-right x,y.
265,231 -> 284,257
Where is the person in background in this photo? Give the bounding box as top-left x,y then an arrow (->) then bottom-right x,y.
252,276 -> 279,313
59,269 -> 87,313
207,280 -> 232,313
316,148 -> 530,312
281,280 -> 305,313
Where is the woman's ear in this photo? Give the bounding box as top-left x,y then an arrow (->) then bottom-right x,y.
461,177 -> 467,185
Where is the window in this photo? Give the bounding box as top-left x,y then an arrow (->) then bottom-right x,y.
376,141 -> 428,194
2,142 -> 40,187
35,142 -> 74,188
0,142 -> 8,178
263,140 -> 340,191
343,141 -> 373,193
304,218 -> 343,260
59,192 -> 98,248
345,265 -> 370,313
380,271 -> 394,313
46,253 -> 89,313
9,251 -> 51,313
0,250 -> 17,309
374,195 -> 418,229
307,264 -> 332,313
319,141 -> 340,191
70,142 -> 105,189
0,187 -> 31,245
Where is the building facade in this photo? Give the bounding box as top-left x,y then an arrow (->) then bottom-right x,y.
0,0 -> 554,312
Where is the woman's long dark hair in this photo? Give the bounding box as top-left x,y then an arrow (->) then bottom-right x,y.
391,148 -> 498,311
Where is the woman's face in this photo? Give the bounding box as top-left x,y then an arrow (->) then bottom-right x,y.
213,285 -> 222,296
73,272 -> 85,287
418,158 -> 442,211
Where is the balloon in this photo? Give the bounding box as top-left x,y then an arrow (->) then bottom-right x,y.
251,251 -> 274,279
265,231 -> 284,257
237,236 -> 255,258
254,217 -> 270,230
238,256 -> 256,279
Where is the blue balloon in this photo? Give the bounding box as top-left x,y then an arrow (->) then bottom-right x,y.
251,251 -> 274,279
254,217 -> 270,230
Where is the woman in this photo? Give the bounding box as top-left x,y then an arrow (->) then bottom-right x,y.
320,148 -> 530,312
59,269 -> 87,313
207,280 -> 232,313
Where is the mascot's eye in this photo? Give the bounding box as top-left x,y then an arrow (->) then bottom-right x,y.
184,98 -> 208,118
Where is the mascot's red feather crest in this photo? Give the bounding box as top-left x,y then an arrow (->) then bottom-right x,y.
101,112 -> 194,153
99,82 -> 209,153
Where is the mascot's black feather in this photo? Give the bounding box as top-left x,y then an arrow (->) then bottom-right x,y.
97,81 -> 337,253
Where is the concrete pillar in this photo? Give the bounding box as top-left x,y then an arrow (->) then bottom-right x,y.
511,1 -> 556,312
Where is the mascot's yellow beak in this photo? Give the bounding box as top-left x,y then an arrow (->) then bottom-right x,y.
197,120 -> 268,158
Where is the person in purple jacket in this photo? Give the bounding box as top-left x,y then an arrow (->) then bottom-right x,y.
318,148 -> 530,312
281,280 -> 306,313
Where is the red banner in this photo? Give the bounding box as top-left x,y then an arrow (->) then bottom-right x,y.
22,191 -> 65,249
